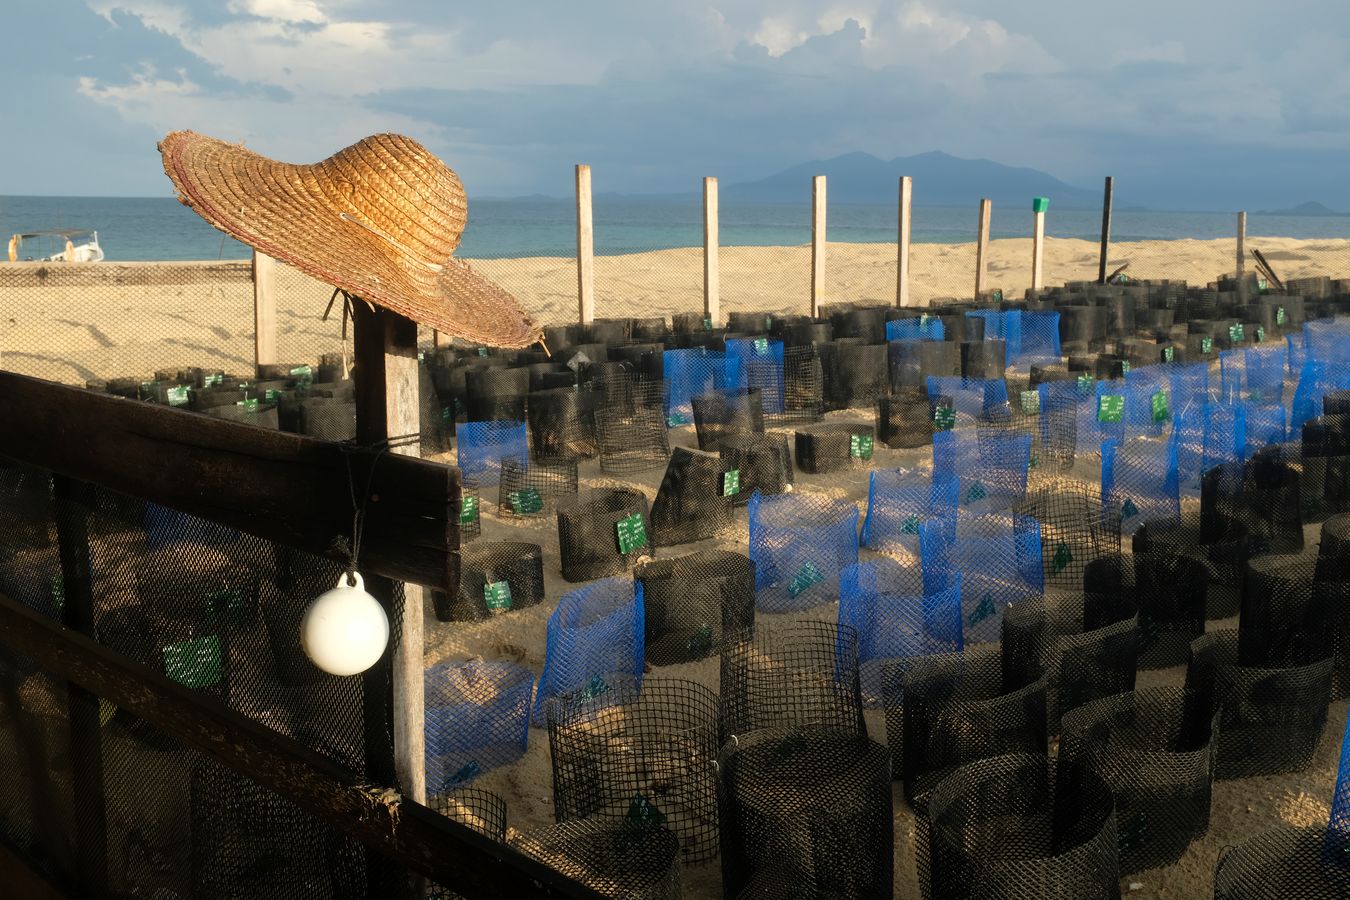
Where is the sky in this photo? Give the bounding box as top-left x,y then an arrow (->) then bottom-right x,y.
1,1 -> 1348,209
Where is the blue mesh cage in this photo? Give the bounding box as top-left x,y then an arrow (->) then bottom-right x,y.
838,558 -> 962,703
886,316 -> 945,342
533,577 -> 645,720
747,491 -> 860,613
1329,715 -> 1350,852
932,429 -> 1032,512
724,338 -> 786,414
1292,358 -> 1347,432
1286,332 -> 1305,378
1221,345 -> 1286,405
1244,403 -> 1288,459
1305,320 -> 1350,367
664,348 -> 728,424
966,310 -> 1022,359
457,420 -> 529,490
1123,368 -> 1171,439
424,659 -> 534,792
919,511 -> 1042,643
927,376 -> 1012,426
1017,312 -> 1062,366
1090,380 -> 1128,448
1101,436 -> 1180,535
862,469 -> 959,554
1167,362 -> 1212,419
1202,402 -> 1247,472
1038,380 -> 1087,466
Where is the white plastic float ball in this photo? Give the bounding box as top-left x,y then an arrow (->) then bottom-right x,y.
300,572 -> 389,676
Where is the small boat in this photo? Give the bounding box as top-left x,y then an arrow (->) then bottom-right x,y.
7,229 -> 105,262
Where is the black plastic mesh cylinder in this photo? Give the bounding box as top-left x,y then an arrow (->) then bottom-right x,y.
1213,826 -> 1350,899
876,390 -> 934,449
1085,552 -> 1207,669
1016,479 -> 1122,593
1201,450 -> 1304,557
596,403 -> 670,476
527,388 -> 599,460
547,675 -> 720,862
427,788 -> 509,900
1058,687 -> 1215,874
1315,513 -> 1350,696
1133,518 -> 1246,620
465,367 -> 529,422
820,341 -> 889,410
557,489 -> 654,582
511,819 -> 683,900
1240,553 -> 1334,667
497,457 -> 579,518
719,621 -> 864,742
692,388 -> 764,451
649,447 -> 735,547
793,422 -> 876,474
635,549 -> 755,666
774,345 -> 825,426
434,541 -> 546,622
719,433 -> 792,504
718,725 -> 893,900
960,340 -> 1005,379
919,754 -> 1118,900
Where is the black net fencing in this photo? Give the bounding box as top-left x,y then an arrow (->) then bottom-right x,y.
634,549 -> 755,667
511,819 -> 683,900
1213,826 -> 1350,899
556,489 -> 654,583
649,447 -> 736,546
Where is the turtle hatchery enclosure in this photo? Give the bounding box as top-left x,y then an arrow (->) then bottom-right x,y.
11,274 -> 1350,898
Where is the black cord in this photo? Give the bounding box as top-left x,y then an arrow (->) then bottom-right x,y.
338,433 -> 422,586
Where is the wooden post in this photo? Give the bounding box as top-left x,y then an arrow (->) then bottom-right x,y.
1098,176 -> 1114,284
253,250 -> 278,369
897,176 -> 913,307
575,165 -> 595,325
974,198 -> 992,300
1031,197 -> 1048,292
703,177 -> 719,326
811,175 -> 826,316
1236,211 -> 1247,279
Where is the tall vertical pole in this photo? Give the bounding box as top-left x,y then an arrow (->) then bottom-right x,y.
1031,197 -> 1048,292
575,164 -> 595,325
1236,211 -> 1247,280
811,175 -> 827,317
897,176 -> 913,307
1098,176 -> 1114,284
703,177 -> 720,326
974,198 -> 992,300
253,250 -> 278,370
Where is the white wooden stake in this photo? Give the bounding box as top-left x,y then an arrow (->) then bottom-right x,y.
897,176 -> 913,307
811,175 -> 826,316
575,164 -> 595,325
703,177 -> 720,326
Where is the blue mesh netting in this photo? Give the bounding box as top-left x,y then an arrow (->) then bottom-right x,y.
144,502 -> 240,549
1123,368 -> 1171,440
1330,715 -> 1350,847
932,428 -> 1032,512
1244,404 -> 1288,459
1101,436 -> 1180,535
424,660 -> 534,793
747,491 -> 860,613
724,337 -> 786,414
1038,380 -> 1089,465
839,558 -> 963,703
533,577 -> 645,720
1305,320 -> 1350,367
1202,402 -> 1246,472
1167,361 -> 1212,419
927,376 -> 1012,427
919,511 -> 1042,643
1220,345 -> 1287,405
1090,380 -> 1128,448
664,348 -> 728,424
457,420 -> 529,489
1293,358 -> 1348,432
1018,311 -> 1063,366
886,316 -> 945,341
1286,332 -> 1305,379
862,469 -> 959,554
967,310 -> 1022,359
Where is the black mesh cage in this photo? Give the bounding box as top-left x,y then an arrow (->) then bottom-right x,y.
511,819 -> 683,900
556,488 -> 654,582
820,340 -> 889,411
596,398 -> 671,476
793,422 -> 876,474
634,549 -> 755,666
1016,479 -> 1122,593
1213,826 -> 1350,899
1133,518 -> 1246,620
497,457 -> 579,519
427,788 -> 508,900
882,644 -> 1049,808
1058,687 -> 1216,874
649,447 -> 736,546
1314,513 -> 1350,697
546,674 -> 720,862
719,621 -> 864,742
876,389 -> 934,449
527,387 -> 599,460
772,345 -> 825,426
1201,450 -> 1304,557
959,339 -> 1006,379
464,366 -> 529,422
1185,629 -> 1333,779
718,433 -> 793,504
717,725 -> 893,900
917,753 -> 1119,900
1085,551 -> 1207,669
1239,552 -> 1336,667
692,388 -> 765,451
434,541 -> 545,622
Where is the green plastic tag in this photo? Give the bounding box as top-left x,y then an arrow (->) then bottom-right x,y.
1255,326 -> 1265,342
508,488 -> 544,515
702,316 -> 712,331
850,434 -> 874,460
1121,497 -> 1140,520
1077,373 -> 1093,395
1276,306 -> 1286,325
478,347 -> 489,357
1162,346 -> 1175,363
1201,337 -> 1213,354
237,398 -> 259,413
1228,324 -> 1244,343
458,495 -> 479,525
686,625 -> 714,657
787,561 -> 825,598
139,380 -> 156,401
1029,453 -> 1039,469
722,469 -> 741,497
933,406 -> 956,431
627,795 -> 667,827
753,337 -> 769,355
166,385 -> 189,407
204,373 -> 223,388
264,389 -> 283,402
442,404 -> 453,424
1098,395 -> 1124,423
1151,391 -> 1170,423
1051,542 -> 1073,575
764,316 -> 773,331
163,635 -> 222,689
965,481 -> 987,504
289,364 -> 313,385
207,587 -> 249,627
447,761 -> 481,785
992,289 -> 1003,303
1258,278 -> 1269,292
900,514 -> 921,535
666,412 -> 690,427
483,580 -> 513,611
616,513 -> 648,554
1032,196 -> 1049,213
1120,361 -> 1131,375
1020,390 -> 1040,414
969,593 -> 996,626
580,676 -> 609,700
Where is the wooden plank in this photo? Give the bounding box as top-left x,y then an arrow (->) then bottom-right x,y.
897,176 -> 912,307
1098,177 -> 1114,284
1236,211 -> 1247,281
575,165 -> 595,325
974,198 -> 992,299
703,177 -> 720,326
0,371 -> 460,594
811,175 -> 826,316
253,251 -> 278,368
1031,198 -> 1047,292
0,592 -> 603,900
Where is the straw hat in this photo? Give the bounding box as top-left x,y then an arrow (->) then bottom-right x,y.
158,131 -> 541,348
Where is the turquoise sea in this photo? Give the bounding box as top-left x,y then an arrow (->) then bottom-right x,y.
3,194 -> 1349,263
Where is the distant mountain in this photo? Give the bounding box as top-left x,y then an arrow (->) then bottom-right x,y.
1257,201 -> 1346,217
722,150 -> 1103,209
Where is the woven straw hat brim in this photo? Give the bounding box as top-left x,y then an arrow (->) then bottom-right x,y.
159,131 -> 541,349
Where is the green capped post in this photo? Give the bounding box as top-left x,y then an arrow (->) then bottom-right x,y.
1032,197 -> 1050,213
